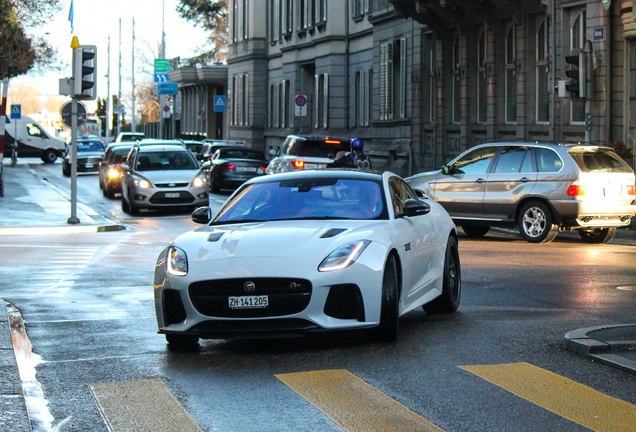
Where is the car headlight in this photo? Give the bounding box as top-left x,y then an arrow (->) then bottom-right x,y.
133,177 -> 151,188
167,246 -> 188,276
192,174 -> 207,187
106,168 -> 121,180
318,240 -> 371,272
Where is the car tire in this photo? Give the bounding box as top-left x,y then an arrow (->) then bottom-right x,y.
166,334 -> 199,351
121,196 -> 130,213
62,167 -> 70,177
423,236 -> 461,314
578,227 -> 617,244
129,200 -> 140,216
376,254 -> 400,342
517,201 -> 558,243
461,224 -> 490,237
42,149 -> 58,164
106,187 -> 116,199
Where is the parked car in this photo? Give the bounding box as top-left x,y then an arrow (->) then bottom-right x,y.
196,140 -> 245,163
406,142 -> 636,243
115,132 -> 145,143
120,143 -> 209,215
206,146 -> 268,193
266,135 -> 351,174
98,143 -> 134,198
153,169 -> 461,348
62,138 -> 105,177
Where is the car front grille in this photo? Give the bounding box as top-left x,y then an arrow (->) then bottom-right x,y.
189,277 -> 312,318
155,182 -> 189,187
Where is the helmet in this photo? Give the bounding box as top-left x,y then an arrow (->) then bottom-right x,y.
350,138 -> 364,153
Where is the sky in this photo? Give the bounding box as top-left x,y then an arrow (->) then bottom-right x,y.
14,0 -> 210,102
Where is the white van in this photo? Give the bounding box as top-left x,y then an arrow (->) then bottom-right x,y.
3,115 -> 67,163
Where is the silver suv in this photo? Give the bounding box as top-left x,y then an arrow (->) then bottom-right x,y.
406,142 -> 636,243
266,135 -> 351,174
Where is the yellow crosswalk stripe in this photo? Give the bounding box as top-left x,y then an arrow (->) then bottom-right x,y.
459,362 -> 636,432
90,377 -> 202,432
276,369 -> 444,432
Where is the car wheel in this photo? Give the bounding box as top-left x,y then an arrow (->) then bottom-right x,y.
423,236 -> 461,314
62,167 -> 70,177
166,334 -> 199,351
106,187 -> 116,199
42,149 -> 58,164
129,200 -> 140,216
461,224 -> 490,237
121,196 -> 130,213
578,227 -> 617,244
376,254 -> 399,342
517,201 -> 558,243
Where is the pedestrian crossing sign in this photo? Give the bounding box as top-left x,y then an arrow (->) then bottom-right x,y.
214,96 -> 226,112
10,104 -> 21,119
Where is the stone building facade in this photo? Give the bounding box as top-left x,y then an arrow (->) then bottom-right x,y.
225,0 -> 636,176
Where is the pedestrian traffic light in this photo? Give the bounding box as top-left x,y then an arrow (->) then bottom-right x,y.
565,52 -> 586,98
72,45 -> 97,100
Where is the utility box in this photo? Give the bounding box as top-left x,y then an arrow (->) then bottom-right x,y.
557,80 -> 567,98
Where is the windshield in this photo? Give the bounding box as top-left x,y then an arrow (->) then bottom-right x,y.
135,151 -> 198,171
77,141 -> 104,152
213,178 -> 387,223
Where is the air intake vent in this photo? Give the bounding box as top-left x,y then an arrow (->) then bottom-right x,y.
321,228 -> 347,238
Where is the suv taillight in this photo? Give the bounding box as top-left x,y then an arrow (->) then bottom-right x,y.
292,160 -> 305,169
628,185 -> 636,196
567,184 -> 585,196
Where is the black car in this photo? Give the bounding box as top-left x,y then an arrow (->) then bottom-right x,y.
62,139 -> 105,177
206,146 -> 268,193
98,143 -> 134,198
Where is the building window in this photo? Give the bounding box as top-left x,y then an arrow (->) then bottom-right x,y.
452,35 -> 461,124
232,0 -> 238,43
379,38 -> 406,121
536,18 -> 549,124
570,10 -> 586,124
314,73 -> 328,129
424,33 -> 435,124
270,0 -> 280,42
282,0 -> 293,36
369,0 -> 389,12
505,24 -> 517,124
242,0 -> 249,39
354,70 -> 372,127
280,80 -> 290,128
231,74 -> 249,126
316,0 -> 326,25
352,0 -> 367,19
477,30 -> 487,124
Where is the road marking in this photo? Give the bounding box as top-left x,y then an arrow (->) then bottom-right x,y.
459,362 -> 636,432
276,369 -> 444,432
90,377 -> 202,432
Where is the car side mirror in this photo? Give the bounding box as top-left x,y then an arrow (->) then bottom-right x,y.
397,199 -> 431,218
191,206 -> 212,224
268,148 -> 279,157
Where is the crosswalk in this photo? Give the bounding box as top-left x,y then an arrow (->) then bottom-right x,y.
88,363 -> 636,432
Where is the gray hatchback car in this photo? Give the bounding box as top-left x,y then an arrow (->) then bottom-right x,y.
406,142 -> 636,243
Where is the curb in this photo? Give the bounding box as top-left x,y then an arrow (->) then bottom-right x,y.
564,325 -> 636,375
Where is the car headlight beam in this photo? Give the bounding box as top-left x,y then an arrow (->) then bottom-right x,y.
167,246 -> 188,276
319,240 -> 371,272
192,174 -> 207,187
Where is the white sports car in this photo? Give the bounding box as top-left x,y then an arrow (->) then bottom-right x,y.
154,169 -> 461,348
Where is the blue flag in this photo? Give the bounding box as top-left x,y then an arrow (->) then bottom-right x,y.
68,0 -> 74,33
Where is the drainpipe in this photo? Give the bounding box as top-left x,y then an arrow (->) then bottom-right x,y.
605,3 -> 613,144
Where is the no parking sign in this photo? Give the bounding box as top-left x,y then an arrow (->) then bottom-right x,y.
295,95 -> 307,117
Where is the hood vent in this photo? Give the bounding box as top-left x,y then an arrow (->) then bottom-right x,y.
208,232 -> 225,242
320,228 -> 347,238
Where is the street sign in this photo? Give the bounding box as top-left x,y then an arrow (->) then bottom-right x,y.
295,94 -> 307,117
10,104 -> 21,119
213,95 -> 226,112
154,59 -> 170,73
162,105 -> 171,119
154,72 -> 170,83
60,101 -> 87,128
157,82 -> 178,95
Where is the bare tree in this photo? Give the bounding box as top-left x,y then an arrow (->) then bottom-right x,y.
176,0 -> 228,65
136,82 -> 160,124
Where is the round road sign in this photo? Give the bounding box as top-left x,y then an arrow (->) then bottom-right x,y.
60,101 -> 88,128
295,95 -> 307,107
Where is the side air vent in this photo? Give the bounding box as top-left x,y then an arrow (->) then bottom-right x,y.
208,232 -> 225,242
321,228 -> 347,238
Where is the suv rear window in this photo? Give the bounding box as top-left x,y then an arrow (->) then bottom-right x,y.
285,139 -> 348,158
569,149 -> 632,173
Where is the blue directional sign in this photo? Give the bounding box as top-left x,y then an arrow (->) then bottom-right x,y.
214,95 -> 226,113
154,72 -> 170,83
157,82 -> 178,95
10,104 -> 21,119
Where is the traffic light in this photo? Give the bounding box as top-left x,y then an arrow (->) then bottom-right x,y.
565,52 -> 586,98
72,45 -> 97,100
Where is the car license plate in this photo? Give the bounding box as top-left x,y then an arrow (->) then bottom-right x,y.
228,295 -> 268,309
305,163 -> 318,169
165,192 -> 180,198
237,167 -> 256,172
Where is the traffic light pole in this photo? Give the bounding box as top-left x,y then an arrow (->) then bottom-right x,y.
584,41 -> 593,144
68,98 -> 80,224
